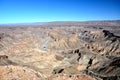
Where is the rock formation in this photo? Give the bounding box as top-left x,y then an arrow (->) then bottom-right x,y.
0,20 -> 120,80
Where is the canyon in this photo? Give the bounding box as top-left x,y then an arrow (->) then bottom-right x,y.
0,20 -> 120,80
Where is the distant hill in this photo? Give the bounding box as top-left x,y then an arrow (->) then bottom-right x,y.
0,20 -> 120,27
43,20 -> 120,27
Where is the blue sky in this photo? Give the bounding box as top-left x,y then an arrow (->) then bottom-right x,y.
0,0 -> 120,24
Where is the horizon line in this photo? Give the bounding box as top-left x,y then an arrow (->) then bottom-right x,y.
0,19 -> 120,25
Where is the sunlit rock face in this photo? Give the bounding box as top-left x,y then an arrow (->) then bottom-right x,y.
79,30 -> 120,57
0,21 -> 120,80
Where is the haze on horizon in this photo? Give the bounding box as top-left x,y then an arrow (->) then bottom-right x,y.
0,0 -> 120,24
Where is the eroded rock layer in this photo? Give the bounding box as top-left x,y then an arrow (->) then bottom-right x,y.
0,21 -> 120,80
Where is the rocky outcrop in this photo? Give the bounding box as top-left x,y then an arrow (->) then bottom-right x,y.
0,65 -> 43,80
79,30 -> 120,57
